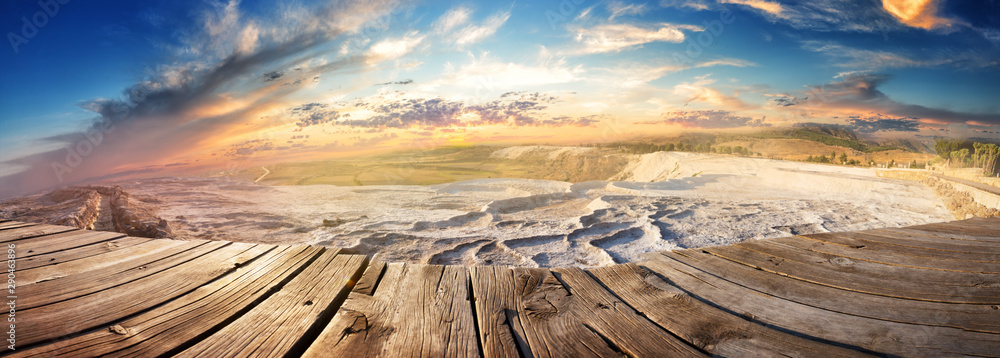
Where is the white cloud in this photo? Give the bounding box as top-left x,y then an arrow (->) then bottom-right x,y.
420,52 -> 582,96
694,58 -> 755,68
573,23 -> 700,54
660,0 -> 712,11
607,1 -> 647,20
433,6 -> 472,33
454,9 -> 511,46
672,74 -> 755,110
366,32 -> 425,64
589,57 -> 754,89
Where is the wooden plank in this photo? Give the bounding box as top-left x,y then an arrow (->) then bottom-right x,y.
0,221 -> 35,230
0,224 -> 76,243
471,265 -> 705,358
9,245 -> 322,358
808,232 -> 1000,262
878,227 -> 1000,245
303,262 -> 480,358
932,217 -> 1000,232
469,265 -> 523,358
14,230 -> 127,259
17,236 -> 152,270
960,217 -> 1000,232
177,251 -> 367,358
645,252 -> 1000,357
17,240 -> 219,308
915,220 -> 1000,239
350,259 -> 386,295
673,248 -> 1000,334
777,235 -> 1000,273
587,263 -> 869,357
17,243 -> 273,346
716,240 -> 1000,304
19,239 -> 195,286
835,230 -> 1000,255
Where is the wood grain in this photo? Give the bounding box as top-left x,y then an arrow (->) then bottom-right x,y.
303,262 -> 480,358
176,250 -> 367,358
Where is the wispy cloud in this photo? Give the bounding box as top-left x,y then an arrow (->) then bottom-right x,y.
432,5 -> 472,33
672,75 -> 755,110
366,32 -> 425,64
452,8 -> 511,46
654,110 -> 769,128
427,51 -> 583,91
573,23 -> 701,54
607,1 -> 647,20
720,0 -> 783,17
802,41 -> 997,70
592,57 -> 753,88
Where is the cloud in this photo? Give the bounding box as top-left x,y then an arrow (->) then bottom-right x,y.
262,70 -> 284,81
767,94 -> 806,107
375,79 -> 414,86
796,74 -> 1000,127
801,41 -> 968,69
541,114 -> 605,127
454,9 -> 511,46
591,57 -> 753,89
672,75 -> 755,110
290,102 -> 341,127
719,0 -> 782,16
811,73 -> 892,102
846,114 -> 921,132
573,23 -> 699,54
881,0 -> 954,30
607,1 -> 647,20
432,6 -> 472,33
366,32 -> 425,64
659,0 -> 712,11
677,0 -> 903,33
694,58 -> 756,68
428,52 -> 582,91
344,92 -> 559,129
0,0 -> 401,198
657,110 -> 770,128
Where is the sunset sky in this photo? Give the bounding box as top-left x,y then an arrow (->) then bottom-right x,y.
1,0 -> 999,196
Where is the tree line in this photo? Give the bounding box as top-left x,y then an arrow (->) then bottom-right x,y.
603,142 -> 758,156
935,139 -> 1000,175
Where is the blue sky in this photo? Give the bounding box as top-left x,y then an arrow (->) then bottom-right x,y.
1,0 -> 999,195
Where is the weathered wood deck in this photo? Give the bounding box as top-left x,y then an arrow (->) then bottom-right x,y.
3,217 -> 999,357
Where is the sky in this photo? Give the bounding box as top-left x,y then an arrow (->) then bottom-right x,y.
0,0 -> 998,197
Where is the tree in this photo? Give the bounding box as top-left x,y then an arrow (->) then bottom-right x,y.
952,148 -> 970,167
935,139 -> 974,162
831,151 -> 837,161
839,152 -> 848,164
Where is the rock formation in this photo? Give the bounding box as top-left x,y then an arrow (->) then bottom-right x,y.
0,185 -> 172,238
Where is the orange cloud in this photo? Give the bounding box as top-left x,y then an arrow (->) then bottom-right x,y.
720,0 -> 783,16
882,0 -> 952,30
